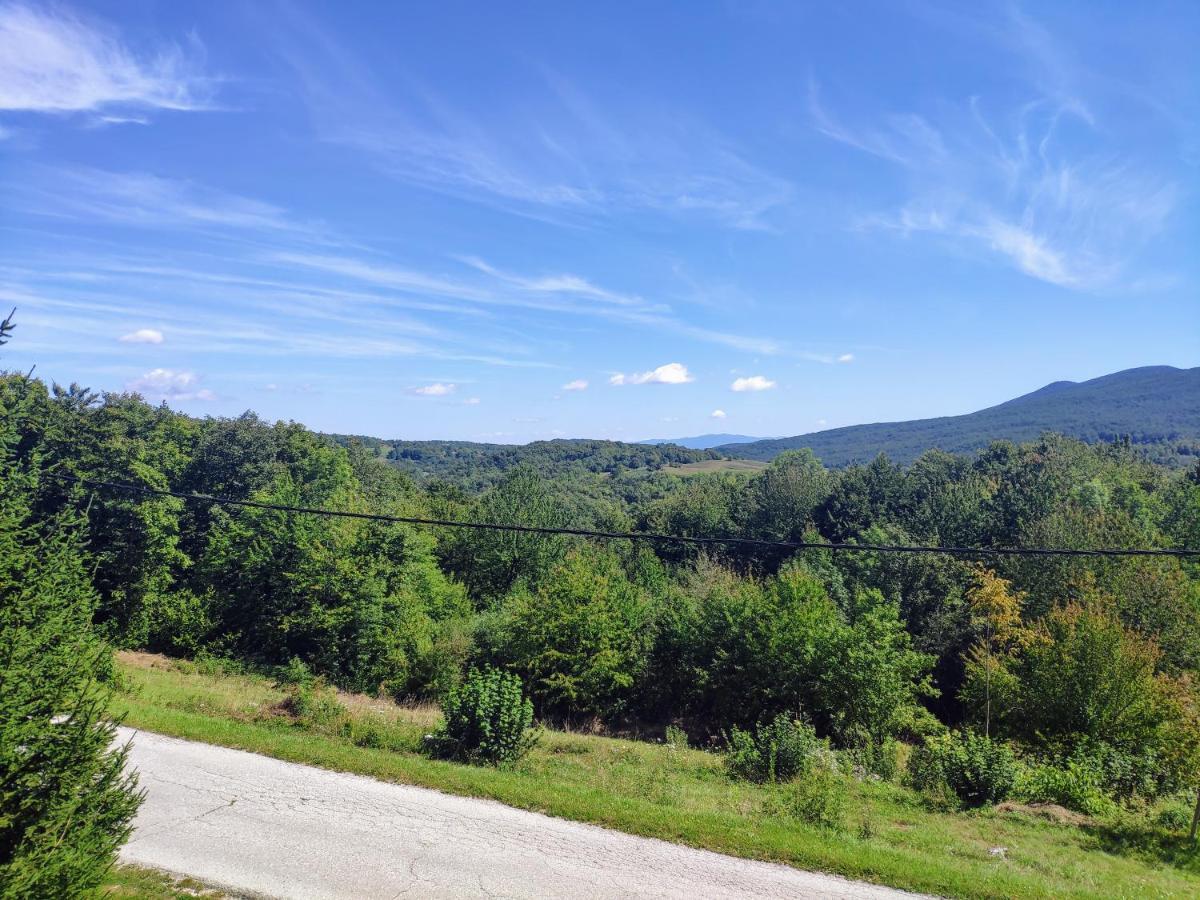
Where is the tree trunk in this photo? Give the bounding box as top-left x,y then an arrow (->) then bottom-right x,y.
1190,786 -> 1200,843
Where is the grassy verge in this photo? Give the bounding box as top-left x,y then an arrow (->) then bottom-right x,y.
103,864 -> 223,898
112,652 -> 1199,899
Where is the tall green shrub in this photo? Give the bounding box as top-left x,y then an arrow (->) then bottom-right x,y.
429,667 -> 537,765
724,713 -> 825,783
907,731 -> 1017,808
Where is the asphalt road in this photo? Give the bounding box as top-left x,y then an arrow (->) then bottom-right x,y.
117,727 -> 928,899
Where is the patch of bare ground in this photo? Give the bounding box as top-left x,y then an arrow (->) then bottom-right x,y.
996,801 -> 1094,827
118,650 -> 181,671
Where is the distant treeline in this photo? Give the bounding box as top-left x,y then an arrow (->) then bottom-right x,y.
326,434 -> 719,489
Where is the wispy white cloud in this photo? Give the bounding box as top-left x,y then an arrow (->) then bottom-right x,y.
808,78 -> 937,166
11,167 -> 315,235
798,351 -> 856,365
119,327 -> 163,344
4,166 -> 781,384
610,362 -> 693,386
277,250 -> 779,354
975,219 -> 1077,287
730,375 -> 775,392
561,379 -> 588,391
811,9 -> 1177,290
710,409 -> 727,419
90,114 -> 150,127
0,274 -> 544,369
0,2 -> 213,115
411,382 -> 456,396
460,257 -> 650,308
271,10 -> 790,230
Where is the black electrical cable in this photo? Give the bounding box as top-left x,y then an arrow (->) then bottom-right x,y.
43,472 -> 1200,559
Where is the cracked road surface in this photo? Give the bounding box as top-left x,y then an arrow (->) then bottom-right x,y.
118,727 -> 929,899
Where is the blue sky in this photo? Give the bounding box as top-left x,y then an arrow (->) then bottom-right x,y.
1,1 -> 1196,443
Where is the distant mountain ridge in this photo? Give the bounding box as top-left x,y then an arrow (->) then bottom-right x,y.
639,433 -> 764,449
715,366 -> 1200,467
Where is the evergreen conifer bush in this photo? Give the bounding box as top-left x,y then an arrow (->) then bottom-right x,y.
0,363 -> 143,895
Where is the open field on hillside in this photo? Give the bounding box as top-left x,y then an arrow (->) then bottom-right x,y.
662,458 -> 769,475
111,652 -> 1200,900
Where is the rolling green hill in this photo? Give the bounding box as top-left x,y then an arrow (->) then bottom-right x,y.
716,366 -> 1200,466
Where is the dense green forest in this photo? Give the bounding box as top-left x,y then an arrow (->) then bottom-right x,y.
327,435 -> 720,489
717,365 -> 1200,467
4,363 -> 1200,838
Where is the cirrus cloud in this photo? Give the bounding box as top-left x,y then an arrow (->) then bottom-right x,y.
609,362 -> 693,386
0,2 -> 213,115
562,379 -> 588,391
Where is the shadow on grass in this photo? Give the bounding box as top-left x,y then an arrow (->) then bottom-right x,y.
1084,819 -> 1200,871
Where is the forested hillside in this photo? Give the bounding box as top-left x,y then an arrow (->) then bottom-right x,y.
4,365 -> 1200,870
719,366 -> 1200,466
328,435 -> 719,489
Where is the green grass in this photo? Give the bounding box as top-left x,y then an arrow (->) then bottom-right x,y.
111,652 -> 1200,899
103,864 -> 223,898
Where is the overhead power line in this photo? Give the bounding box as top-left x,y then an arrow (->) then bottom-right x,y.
45,472 -> 1200,559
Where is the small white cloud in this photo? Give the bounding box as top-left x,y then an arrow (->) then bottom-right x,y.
562,379 -> 588,391
730,375 -> 776,392
126,368 -> 212,401
710,409 -> 727,419
411,382 -> 456,396
837,353 -> 854,364
816,418 -> 828,427
118,327 -> 163,344
463,397 -> 481,405
610,362 -> 693,386
264,383 -> 278,391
